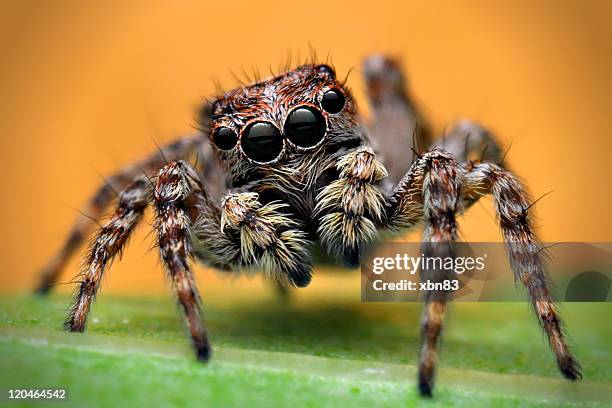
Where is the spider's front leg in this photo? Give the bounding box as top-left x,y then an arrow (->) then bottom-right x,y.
153,161 -> 212,360
385,150 -> 462,397
36,136 -> 204,295
153,163 -> 310,358
64,160 -> 213,360
313,147 -> 460,397
385,150 -> 582,396
314,147 -> 387,267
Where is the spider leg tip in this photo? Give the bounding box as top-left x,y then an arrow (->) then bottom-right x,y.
195,343 -> 213,363
418,380 -> 434,398
560,359 -> 583,381
33,284 -> 52,296
63,319 -> 85,333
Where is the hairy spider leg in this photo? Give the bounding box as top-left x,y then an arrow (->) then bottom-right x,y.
36,136 -> 204,294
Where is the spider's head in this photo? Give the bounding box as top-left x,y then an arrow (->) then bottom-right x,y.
205,64 -> 360,178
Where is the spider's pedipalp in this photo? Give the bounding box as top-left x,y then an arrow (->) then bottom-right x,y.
220,192 -> 312,287
315,147 -> 387,267
65,176 -> 152,332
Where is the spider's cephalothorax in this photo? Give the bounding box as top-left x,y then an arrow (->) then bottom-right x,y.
36,55 -> 582,397
204,64 -> 381,285
209,65 -> 362,224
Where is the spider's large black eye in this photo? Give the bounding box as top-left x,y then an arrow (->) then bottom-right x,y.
284,106 -> 326,148
321,89 -> 345,114
242,122 -> 283,163
212,127 -> 238,150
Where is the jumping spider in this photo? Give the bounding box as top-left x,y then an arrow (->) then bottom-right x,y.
36,54 -> 582,397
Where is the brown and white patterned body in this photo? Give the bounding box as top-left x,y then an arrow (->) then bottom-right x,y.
37,55 -> 581,398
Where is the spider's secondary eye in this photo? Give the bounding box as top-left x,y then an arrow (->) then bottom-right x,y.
242,122 -> 283,163
316,64 -> 335,77
321,89 -> 345,114
212,127 -> 238,150
284,106 -> 326,148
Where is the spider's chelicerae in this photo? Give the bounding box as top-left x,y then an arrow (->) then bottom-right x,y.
36,54 -> 581,397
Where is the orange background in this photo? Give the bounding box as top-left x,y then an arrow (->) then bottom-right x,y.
1,0 -> 611,293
